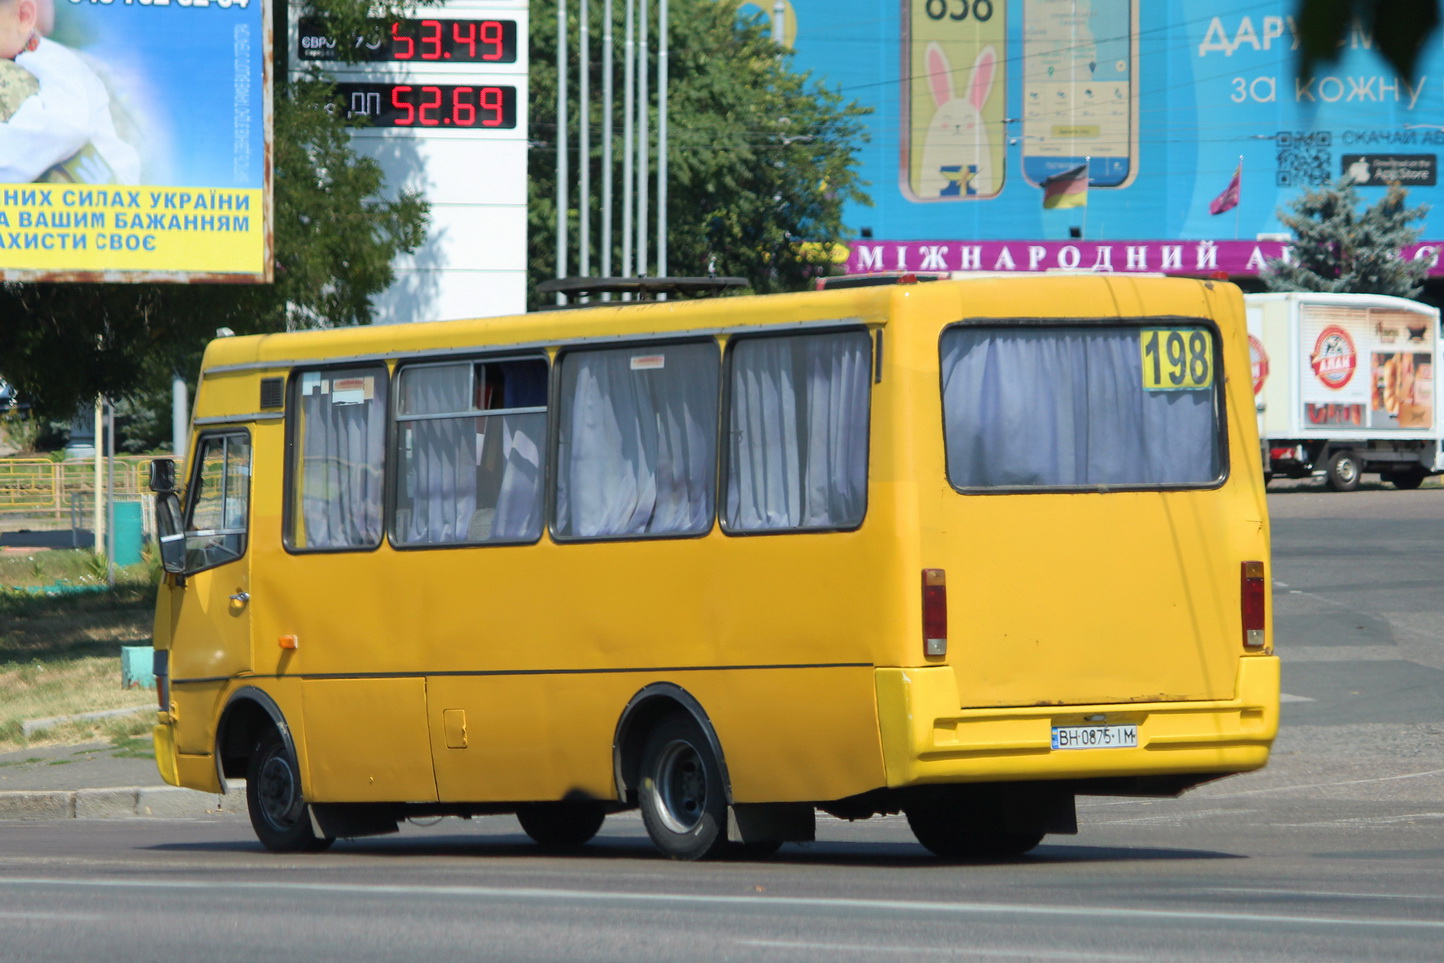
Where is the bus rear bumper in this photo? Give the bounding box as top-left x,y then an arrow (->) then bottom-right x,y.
875,656 -> 1280,788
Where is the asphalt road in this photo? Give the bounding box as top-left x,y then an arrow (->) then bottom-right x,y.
2,487 -> 1442,962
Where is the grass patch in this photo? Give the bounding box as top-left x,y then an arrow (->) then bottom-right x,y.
0,549 -> 160,753
0,656 -> 156,752
109,733 -> 155,759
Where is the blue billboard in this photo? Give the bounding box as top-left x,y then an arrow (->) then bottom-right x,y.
782,0 -> 1444,246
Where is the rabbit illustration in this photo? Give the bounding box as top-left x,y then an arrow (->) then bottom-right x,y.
916,42 -> 997,199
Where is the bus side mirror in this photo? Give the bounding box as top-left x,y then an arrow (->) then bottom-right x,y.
149,458 -> 178,494
155,492 -> 186,575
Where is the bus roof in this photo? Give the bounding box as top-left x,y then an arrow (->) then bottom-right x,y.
197,274 -> 1238,375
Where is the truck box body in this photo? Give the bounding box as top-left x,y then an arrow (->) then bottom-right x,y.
1245,292 -> 1442,489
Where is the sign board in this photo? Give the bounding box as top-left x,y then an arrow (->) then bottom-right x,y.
291,0 -> 528,323
0,0 -> 271,282
779,0 -> 1444,256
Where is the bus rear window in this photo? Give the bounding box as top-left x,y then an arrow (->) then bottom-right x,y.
940,324 -> 1223,490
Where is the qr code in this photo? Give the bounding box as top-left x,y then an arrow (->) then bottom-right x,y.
1275,130 -> 1332,187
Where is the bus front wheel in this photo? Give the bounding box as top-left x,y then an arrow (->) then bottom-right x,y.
638,714 -> 729,861
516,801 -> 606,849
246,729 -> 333,853
905,804 -> 1044,860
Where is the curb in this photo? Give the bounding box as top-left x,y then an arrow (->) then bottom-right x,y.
0,782 -> 246,820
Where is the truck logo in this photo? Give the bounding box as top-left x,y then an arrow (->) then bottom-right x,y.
1310,325 -> 1357,389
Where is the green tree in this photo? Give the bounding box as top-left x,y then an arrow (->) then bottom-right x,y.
1263,176 -> 1431,298
528,0 -> 871,308
0,0 -> 428,430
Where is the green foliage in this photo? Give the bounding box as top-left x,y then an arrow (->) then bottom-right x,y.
1263,176 -> 1431,298
0,0 -> 432,427
528,0 -> 870,307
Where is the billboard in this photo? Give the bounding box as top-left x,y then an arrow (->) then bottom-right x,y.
0,0 -> 270,282
292,0 -> 529,323
779,0 -> 1444,271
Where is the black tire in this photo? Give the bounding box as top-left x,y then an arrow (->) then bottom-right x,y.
637,713 -> 730,861
516,801 -> 607,849
1385,469 -> 1426,490
904,804 -> 1044,860
729,839 -> 784,860
1325,450 -> 1361,492
245,729 -> 332,853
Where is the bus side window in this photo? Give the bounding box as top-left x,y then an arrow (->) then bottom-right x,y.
393,357 -> 548,546
723,329 -> 872,532
554,341 -> 719,539
286,366 -> 388,551
184,431 -> 250,573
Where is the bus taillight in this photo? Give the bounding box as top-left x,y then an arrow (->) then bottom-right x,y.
922,569 -> 947,657
1241,561 -> 1266,649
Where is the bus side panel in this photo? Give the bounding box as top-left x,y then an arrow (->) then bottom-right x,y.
426,674 -> 621,803
425,668 -> 886,806
691,665 -> 886,804
301,678 -> 438,803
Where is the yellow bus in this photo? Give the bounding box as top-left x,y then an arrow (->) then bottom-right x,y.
149,273 -> 1278,860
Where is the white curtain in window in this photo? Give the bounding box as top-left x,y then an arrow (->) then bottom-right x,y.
299,370 -> 386,548
556,343 -> 718,537
940,327 -> 1219,489
490,413 -> 545,539
397,364 -> 475,545
725,331 -> 870,531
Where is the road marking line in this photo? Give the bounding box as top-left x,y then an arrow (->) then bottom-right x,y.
1279,693 -> 1315,702
1203,768 -> 1444,798
1203,888 -> 1444,902
0,877 -> 1442,931
736,940 -> 1144,960
1269,812 -> 1444,828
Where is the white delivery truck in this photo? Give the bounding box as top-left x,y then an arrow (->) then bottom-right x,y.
1246,292 -> 1442,491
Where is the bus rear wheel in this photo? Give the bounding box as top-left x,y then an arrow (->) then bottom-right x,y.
904,804 -> 1044,860
246,729 -> 333,853
516,801 -> 606,849
638,714 -> 729,861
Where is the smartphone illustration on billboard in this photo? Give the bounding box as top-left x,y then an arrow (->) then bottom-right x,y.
900,0 -> 1006,202
1021,0 -> 1138,189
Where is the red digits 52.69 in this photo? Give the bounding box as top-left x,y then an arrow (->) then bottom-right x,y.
389,86 -> 507,127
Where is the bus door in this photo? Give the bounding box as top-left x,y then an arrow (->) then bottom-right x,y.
165,430 -> 254,755
285,365 -> 438,804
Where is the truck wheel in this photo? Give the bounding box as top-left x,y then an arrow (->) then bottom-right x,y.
1385,469 -> 1426,491
1325,450 -> 1361,492
246,729 -> 332,853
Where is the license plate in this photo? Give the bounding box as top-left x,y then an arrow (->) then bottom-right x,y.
1051,724 -> 1138,750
